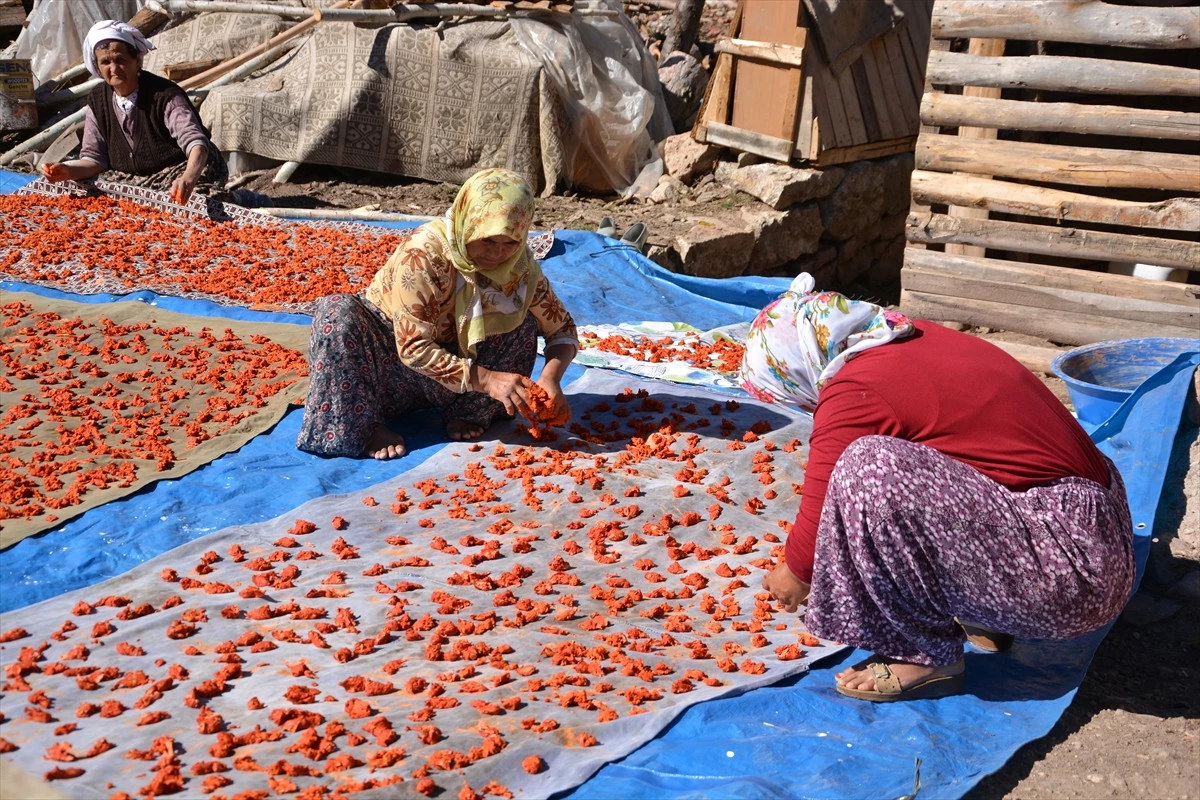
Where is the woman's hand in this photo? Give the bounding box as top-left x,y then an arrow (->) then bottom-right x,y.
169,174 -> 198,205
536,372 -> 571,425
473,365 -> 530,417
41,162 -> 69,183
762,561 -> 810,613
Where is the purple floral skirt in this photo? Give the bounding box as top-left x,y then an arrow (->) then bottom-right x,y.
296,293 -> 537,457
805,436 -> 1135,666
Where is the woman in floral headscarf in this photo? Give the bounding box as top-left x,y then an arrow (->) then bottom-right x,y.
743,274 -> 1133,702
298,168 -> 578,459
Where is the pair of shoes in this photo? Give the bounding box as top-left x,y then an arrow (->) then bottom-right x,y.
956,618 -> 1014,652
620,221 -> 648,253
597,215 -> 617,239
836,658 -> 965,703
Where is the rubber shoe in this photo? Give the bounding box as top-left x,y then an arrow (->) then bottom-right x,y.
621,221 -> 648,253
597,215 -> 616,238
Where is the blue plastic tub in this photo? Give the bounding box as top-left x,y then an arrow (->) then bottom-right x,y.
1052,337 -> 1200,426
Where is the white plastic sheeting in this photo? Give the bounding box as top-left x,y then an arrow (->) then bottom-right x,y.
510,0 -> 672,198
10,0 -> 144,84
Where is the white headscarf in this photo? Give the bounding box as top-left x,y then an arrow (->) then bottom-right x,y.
83,19 -> 156,80
739,273 -> 916,411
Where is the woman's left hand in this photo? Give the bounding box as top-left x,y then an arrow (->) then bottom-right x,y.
763,561 -> 810,613
536,374 -> 571,425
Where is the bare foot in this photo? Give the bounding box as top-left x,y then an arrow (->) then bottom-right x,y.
836,657 -> 963,693
364,424 -> 406,460
446,419 -> 485,441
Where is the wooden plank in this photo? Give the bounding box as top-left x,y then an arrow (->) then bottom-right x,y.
894,0 -> 933,65
898,21 -> 927,108
883,30 -> 922,133
931,0 -> 1200,49
816,65 -> 851,148
0,2 -> 25,31
858,48 -> 893,140
909,169 -> 1200,233
692,0 -> 742,141
904,247 -> 1200,306
692,51 -> 734,141
916,133 -> 1200,192
900,288 -> 1198,346
814,136 -> 917,167
714,38 -> 806,68
906,211 -> 1200,270
904,268 -> 1196,329
835,62 -> 868,145
864,39 -> 903,140
946,36 -> 1003,258
925,50 -> 1200,98
850,60 -> 882,142
922,91 -> 1200,141
705,122 -> 795,162
730,0 -> 806,147
986,339 -> 1064,376
795,69 -> 816,156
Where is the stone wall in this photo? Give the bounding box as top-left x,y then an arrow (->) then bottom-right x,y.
646,135 -> 915,302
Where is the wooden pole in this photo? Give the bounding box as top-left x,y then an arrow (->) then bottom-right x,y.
178,1 -> 352,90
925,50 -> 1200,98
909,170 -> 1200,233
906,211 -> 1200,271
945,37 -> 1003,258
916,133 -> 1200,192
922,91 -> 1200,141
165,0 -> 396,23
931,0 -> 1199,49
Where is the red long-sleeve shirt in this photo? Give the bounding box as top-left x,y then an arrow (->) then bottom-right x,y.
786,321 -> 1109,583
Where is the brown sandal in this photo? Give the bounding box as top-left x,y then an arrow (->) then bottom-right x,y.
836,660 -> 964,703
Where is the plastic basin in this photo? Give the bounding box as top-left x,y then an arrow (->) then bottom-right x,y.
1051,337 -> 1200,426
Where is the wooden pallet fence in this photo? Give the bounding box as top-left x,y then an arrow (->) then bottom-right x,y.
902,0 -> 1200,345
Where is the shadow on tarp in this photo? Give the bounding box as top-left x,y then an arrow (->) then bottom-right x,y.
3,173 -> 1196,799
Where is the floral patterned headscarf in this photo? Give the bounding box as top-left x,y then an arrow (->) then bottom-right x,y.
739,273 -> 915,411
426,168 -> 541,358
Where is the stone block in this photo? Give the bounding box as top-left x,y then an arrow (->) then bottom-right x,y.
821,160 -> 884,240
658,51 -> 709,134
649,174 -> 687,204
661,131 -> 720,185
742,203 -> 823,269
727,163 -> 844,210
881,151 -> 916,216
675,219 -> 755,278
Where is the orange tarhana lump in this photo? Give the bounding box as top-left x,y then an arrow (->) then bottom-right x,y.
523,383 -> 569,441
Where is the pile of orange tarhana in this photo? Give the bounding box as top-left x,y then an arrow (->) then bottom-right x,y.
0,195 -> 407,310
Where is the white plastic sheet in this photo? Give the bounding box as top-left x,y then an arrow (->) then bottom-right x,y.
12,0 -> 144,84
510,0 -> 672,198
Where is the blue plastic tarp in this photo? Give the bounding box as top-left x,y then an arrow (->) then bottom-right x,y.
1,171 -> 1193,798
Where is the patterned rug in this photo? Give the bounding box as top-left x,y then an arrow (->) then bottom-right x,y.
2,179 -> 554,314
0,290 -> 311,546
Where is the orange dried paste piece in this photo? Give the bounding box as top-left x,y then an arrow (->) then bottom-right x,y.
44,767 -> 85,781
416,778 -> 437,796
576,732 -> 598,747
288,519 -> 318,535
522,755 -> 546,774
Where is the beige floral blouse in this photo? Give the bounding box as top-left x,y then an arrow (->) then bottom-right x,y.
365,227 -> 578,394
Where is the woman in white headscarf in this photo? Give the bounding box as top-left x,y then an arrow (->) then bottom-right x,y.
40,19 -> 227,204
742,274 -> 1133,702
